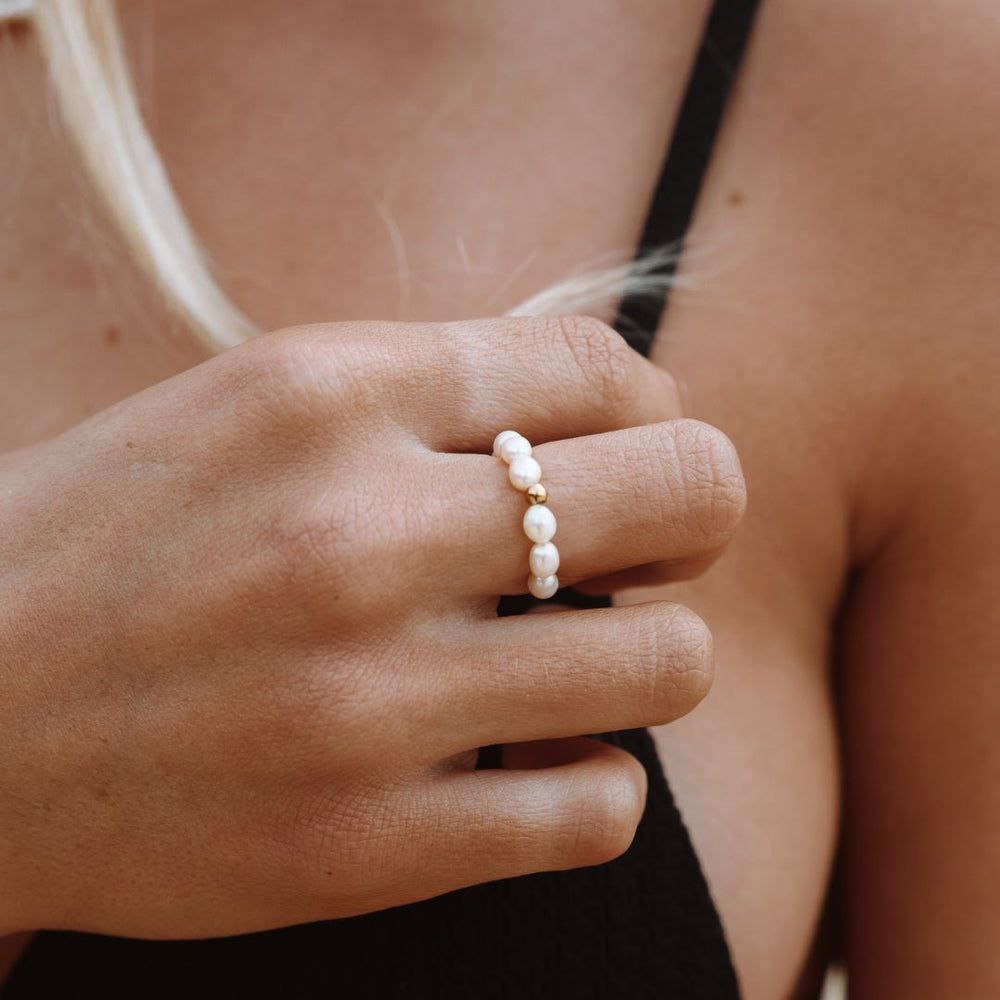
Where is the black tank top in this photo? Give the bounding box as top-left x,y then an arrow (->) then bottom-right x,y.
4,2 -> 759,996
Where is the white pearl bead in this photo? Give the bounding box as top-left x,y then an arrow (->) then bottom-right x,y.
499,434 -> 532,464
528,574 -> 559,600
523,503 -> 557,543
492,430 -> 519,456
529,541 -> 560,577
508,454 -> 542,490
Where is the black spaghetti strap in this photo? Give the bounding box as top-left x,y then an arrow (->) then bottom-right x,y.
616,0 -> 762,356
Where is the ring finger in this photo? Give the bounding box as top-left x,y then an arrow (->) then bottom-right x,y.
433,417 -> 746,597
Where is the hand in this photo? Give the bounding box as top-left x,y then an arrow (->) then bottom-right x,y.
0,317 -> 745,939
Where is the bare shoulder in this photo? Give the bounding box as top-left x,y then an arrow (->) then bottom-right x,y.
637,1 -> 1000,996
659,0 -> 1000,565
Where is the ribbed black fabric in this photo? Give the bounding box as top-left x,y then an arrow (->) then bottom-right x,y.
4,2 -> 759,996
616,0 -> 762,354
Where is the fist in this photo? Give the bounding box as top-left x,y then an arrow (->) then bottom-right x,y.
0,317 -> 745,938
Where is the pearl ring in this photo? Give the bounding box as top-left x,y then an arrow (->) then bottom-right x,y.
493,430 -> 559,599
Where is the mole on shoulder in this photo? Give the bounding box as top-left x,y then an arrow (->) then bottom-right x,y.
726,189 -> 745,207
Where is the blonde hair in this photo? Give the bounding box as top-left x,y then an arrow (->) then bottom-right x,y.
16,0 -> 674,353
33,0 -> 255,349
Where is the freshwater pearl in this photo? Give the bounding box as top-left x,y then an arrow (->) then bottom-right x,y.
528,574 -> 559,600
508,454 -> 542,490
523,503 -> 557,543
529,541 -> 560,577
499,434 -> 532,464
492,430 -> 519,456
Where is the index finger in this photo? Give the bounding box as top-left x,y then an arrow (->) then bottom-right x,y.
406,316 -> 682,450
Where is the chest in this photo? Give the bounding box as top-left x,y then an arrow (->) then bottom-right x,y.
0,0 -> 709,448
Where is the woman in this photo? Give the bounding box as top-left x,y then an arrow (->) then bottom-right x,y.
1,0 -> 998,997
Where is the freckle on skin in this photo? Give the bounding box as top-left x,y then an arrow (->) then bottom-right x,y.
103,325 -> 121,346
727,189 -> 745,206
0,22 -> 29,42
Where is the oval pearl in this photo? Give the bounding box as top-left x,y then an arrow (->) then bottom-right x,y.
528,574 -> 559,600
529,541 -> 560,577
523,503 -> 557,543
492,430 -> 519,456
499,434 -> 532,464
508,454 -> 542,490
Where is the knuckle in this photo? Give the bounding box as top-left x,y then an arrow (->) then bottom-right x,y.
222,326 -> 387,427
258,490 -> 378,611
283,655 -> 383,751
281,783 -> 401,905
625,603 -> 714,722
564,761 -> 645,867
266,493 -> 348,580
667,419 -> 747,549
258,465 -> 425,612
228,328 -> 334,404
629,602 -> 714,725
655,365 -> 684,418
655,603 -> 715,709
551,316 -> 638,422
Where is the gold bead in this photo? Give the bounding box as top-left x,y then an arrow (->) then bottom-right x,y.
526,483 -> 548,505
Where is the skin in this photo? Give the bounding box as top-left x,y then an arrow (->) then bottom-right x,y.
1,0 -> 998,996
0,314 -> 745,937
